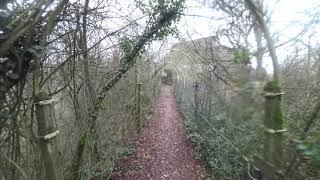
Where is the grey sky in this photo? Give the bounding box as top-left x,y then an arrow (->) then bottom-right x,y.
173,0 -> 319,72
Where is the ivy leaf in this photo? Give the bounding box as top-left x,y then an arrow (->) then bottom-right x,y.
297,143 -> 307,150
302,150 -> 314,156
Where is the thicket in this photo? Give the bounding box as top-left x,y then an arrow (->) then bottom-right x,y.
1,0 -> 320,179
0,0 -> 185,179
169,0 -> 320,179
174,51 -> 320,179
175,65 -> 262,179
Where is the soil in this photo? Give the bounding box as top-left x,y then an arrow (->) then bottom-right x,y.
111,85 -> 206,180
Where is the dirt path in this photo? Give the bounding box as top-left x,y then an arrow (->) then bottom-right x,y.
112,85 -> 205,180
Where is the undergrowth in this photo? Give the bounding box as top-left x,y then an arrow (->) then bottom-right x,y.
178,100 -> 260,180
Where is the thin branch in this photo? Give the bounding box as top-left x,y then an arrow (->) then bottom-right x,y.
41,16 -> 145,86
0,153 -> 27,179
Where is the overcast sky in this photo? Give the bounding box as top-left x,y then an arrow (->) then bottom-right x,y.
180,0 -> 318,40
171,0 -> 320,72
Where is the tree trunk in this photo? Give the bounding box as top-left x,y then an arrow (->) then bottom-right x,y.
136,83 -> 143,133
194,82 -> 199,120
263,82 -> 284,179
135,58 -> 142,133
244,0 -> 284,179
253,19 -> 264,81
207,70 -> 213,120
70,1 -> 101,178
70,4 -> 184,179
33,32 -> 59,180
34,91 -> 58,180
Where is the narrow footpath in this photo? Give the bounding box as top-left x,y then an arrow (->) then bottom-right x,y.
112,85 -> 205,180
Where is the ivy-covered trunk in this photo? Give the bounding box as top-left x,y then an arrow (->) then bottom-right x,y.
244,0 -> 285,179
70,1 -> 185,179
34,91 -> 59,180
263,81 -> 284,179
33,55 -> 59,180
135,58 -> 142,133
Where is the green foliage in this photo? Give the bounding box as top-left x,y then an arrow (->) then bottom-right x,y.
120,37 -> 135,56
233,48 -> 250,64
120,37 -> 136,69
295,138 -> 320,167
79,162 -> 114,180
182,109 -> 250,179
118,0 -> 185,74
175,79 -> 263,179
135,0 -> 185,41
117,146 -> 135,156
264,80 -> 281,92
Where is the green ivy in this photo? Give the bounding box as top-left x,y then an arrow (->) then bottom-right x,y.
135,0 -> 185,41
295,138 -> 320,167
233,49 -> 250,64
